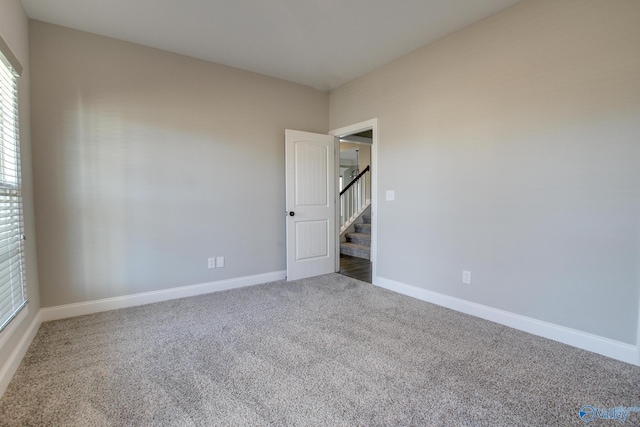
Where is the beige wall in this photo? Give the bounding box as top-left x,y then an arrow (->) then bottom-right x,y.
30,21 -> 328,307
0,0 -> 41,374
330,0 -> 640,344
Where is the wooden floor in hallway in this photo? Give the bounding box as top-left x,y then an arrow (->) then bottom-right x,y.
339,254 -> 372,283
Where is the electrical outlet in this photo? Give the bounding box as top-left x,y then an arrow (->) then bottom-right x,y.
216,256 -> 225,268
208,258 -> 216,269
386,190 -> 395,201
462,270 -> 471,285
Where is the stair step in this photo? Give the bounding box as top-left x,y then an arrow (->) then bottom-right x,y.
354,223 -> 371,234
345,232 -> 371,245
362,214 -> 371,224
340,242 -> 370,260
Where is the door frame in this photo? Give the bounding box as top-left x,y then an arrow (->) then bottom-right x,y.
330,118 -> 378,284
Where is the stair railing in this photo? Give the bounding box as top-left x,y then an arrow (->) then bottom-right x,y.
340,165 -> 370,233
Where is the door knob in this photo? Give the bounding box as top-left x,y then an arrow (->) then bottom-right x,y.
289,211 -> 295,216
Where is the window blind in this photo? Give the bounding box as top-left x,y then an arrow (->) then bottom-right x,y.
0,48 -> 26,333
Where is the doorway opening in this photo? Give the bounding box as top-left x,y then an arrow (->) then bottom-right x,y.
330,119 -> 377,284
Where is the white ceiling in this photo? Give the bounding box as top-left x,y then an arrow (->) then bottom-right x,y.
20,0 -> 521,91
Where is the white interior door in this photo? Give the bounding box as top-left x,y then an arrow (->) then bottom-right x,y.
285,130 -> 335,281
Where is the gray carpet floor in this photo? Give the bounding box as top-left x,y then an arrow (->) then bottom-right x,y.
0,273 -> 638,426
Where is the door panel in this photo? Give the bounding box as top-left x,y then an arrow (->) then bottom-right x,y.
285,130 -> 335,281
295,220 -> 329,260
295,142 -> 328,206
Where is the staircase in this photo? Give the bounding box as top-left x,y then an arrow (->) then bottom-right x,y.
340,213 -> 371,260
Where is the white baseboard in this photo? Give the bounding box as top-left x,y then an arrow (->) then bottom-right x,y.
375,276 -> 638,366
41,271 -> 286,322
0,310 -> 42,397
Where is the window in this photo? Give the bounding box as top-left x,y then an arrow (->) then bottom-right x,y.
0,38 -> 26,334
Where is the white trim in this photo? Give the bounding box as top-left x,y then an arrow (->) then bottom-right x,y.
330,118 -> 378,284
376,276 -> 638,366
41,271 -> 286,322
0,309 -> 41,397
0,305 -> 29,349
